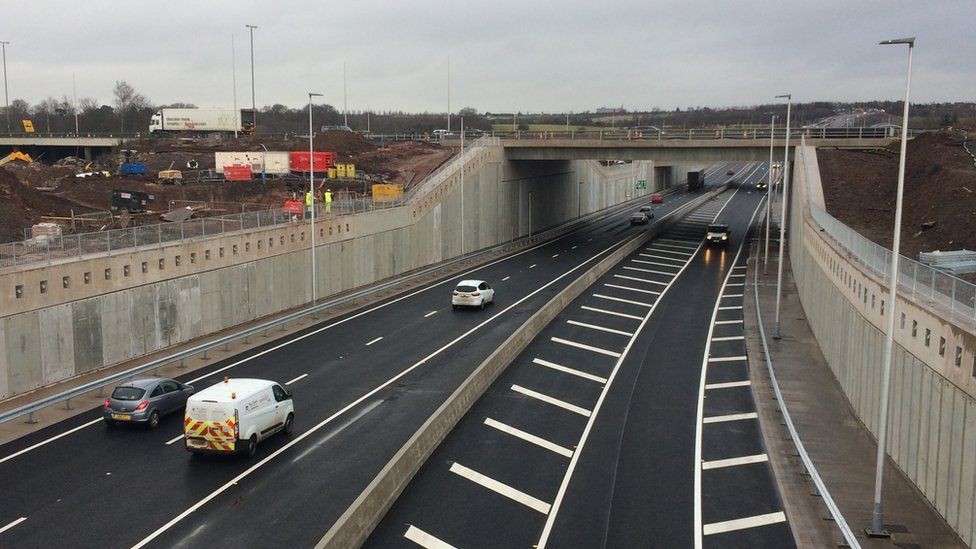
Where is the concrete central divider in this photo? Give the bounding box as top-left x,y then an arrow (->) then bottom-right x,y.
315,184 -> 728,549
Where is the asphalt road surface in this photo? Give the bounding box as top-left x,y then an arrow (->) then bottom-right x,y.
0,163 -> 745,549
368,163 -> 794,548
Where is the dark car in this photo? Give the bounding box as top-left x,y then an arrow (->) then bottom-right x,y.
726,169 -> 735,176
103,377 -> 194,428
705,223 -> 730,246
630,212 -> 649,225
756,181 -> 768,189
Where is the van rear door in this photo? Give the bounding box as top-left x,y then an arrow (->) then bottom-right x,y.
185,401 -> 238,453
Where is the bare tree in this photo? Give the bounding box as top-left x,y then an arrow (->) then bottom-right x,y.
113,81 -> 150,133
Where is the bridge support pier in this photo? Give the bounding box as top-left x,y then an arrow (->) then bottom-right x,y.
83,147 -> 92,161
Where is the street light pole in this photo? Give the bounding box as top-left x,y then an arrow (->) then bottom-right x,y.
773,93 -> 792,338
869,36 -> 915,538
246,25 -> 257,133
460,116 -> 465,258
343,61 -> 348,128
764,114 -> 776,273
1,41 -> 9,134
308,92 -> 323,307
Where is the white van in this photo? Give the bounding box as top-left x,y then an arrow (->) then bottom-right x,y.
184,378 -> 294,457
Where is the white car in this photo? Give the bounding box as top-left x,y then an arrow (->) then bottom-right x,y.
184,378 -> 294,458
452,280 -> 495,310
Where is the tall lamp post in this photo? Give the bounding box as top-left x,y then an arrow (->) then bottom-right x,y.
460,116 -> 465,258
308,92 -> 322,307
764,114 -> 776,272
1,41 -> 9,134
773,93 -> 791,338
869,36 -> 915,538
245,25 -> 257,133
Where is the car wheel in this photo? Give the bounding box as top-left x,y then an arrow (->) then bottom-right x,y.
245,435 -> 258,458
480,299 -> 486,310
147,410 -> 161,429
452,304 -> 459,310
284,413 -> 294,434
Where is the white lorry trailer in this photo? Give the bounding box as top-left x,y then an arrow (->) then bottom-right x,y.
148,108 -> 255,135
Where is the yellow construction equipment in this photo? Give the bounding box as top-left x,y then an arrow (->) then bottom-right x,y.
0,151 -> 33,166
158,170 -> 183,185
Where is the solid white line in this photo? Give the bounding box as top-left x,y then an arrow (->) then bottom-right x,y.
449,462 -> 552,514
714,319 -> 743,324
529,264 -> 537,268
729,274 -> 746,278
567,320 -> 633,337
404,525 -> 457,549
603,283 -> 661,296
502,276 -> 510,281
622,266 -> 672,279
365,336 -> 383,346
705,380 -> 752,389
710,336 -> 744,342
285,373 -> 309,385
722,293 -> 744,298
0,418 -> 102,466
533,358 -> 608,384
614,274 -> 668,286
511,385 -> 592,417
709,355 -> 747,362
638,253 -> 685,263
592,293 -> 651,307
703,412 -> 758,424
580,306 -> 643,321
165,434 -> 184,445
132,236 -> 635,548
484,418 -> 574,458
726,283 -> 744,287
703,511 -> 786,535
702,453 -> 769,470
718,306 -> 743,310
425,311 -> 437,318
551,337 -> 622,358
0,517 -> 27,535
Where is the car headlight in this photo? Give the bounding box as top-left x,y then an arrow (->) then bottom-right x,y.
722,235 -> 728,240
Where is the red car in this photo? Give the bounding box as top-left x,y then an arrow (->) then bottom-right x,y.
726,169 -> 735,176
651,194 -> 664,204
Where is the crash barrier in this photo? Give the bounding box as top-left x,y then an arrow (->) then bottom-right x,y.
316,184 -> 731,549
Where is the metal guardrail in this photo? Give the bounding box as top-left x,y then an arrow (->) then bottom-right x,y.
750,212 -> 861,547
799,137 -> 976,324
0,132 -> 134,139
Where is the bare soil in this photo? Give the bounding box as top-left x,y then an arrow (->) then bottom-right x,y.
817,129 -> 976,262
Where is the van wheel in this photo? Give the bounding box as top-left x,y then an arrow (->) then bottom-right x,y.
245,435 -> 258,458
284,413 -> 294,434
147,410 -> 160,429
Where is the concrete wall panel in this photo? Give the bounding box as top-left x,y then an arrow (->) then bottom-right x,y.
40,303 -> 75,385
71,298 -> 103,374
101,291 -> 133,366
3,311 -> 41,395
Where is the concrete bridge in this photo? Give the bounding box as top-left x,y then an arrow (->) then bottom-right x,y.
0,134 -> 128,159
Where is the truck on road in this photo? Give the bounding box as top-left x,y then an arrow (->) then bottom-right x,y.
148,108 -> 255,135
687,170 -> 705,192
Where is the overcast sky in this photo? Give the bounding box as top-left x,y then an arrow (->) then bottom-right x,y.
8,0 -> 975,113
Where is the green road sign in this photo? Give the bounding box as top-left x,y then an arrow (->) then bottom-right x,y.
636,179 -> 647,190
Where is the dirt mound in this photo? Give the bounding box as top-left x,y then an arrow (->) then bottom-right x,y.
0,168 -> 99,242
818,129 -> 976,262
314,131 -> 376,158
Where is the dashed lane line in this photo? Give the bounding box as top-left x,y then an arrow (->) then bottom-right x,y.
722,294 -> 744,298
551,337 -> 622,358
705,380 -> 751,390
425,311 -> 438,318
592,294 -> 652,308
532,358 -> 608,384
285,373 -> 309,385
701,453 -> 769,470
714,320 -> 743,325
530,264 -> 537,269
484,418 -> 574,458
404,525 -> 457,549
0,517 -> 27,535
165,434 -> 184,446
567,320 -> 634,337
603,283 -> 661,296
627,262 -> 679,275
502,276 -> 510,281
623,266 -> 674,278
635,257 -> 683,268
702,412 -> 758,424
638,253 -> 685,263
0,418 -> 103,466
718,306 -> 743,310
708,355 -> 748,362
702,511 -> 787,536
710,336 -> 744,342
449,462 -> 552,514
580,306 -> 643,321
511,385 -> 592,417
365,337 -> 383,346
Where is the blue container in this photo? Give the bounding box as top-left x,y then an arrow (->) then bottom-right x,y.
120,162 -> 147,175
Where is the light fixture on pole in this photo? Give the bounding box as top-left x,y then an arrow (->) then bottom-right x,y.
1,41 -> 9,134
773,93 -> 792,338
245,25 -> 257,133
868,36 -> 915,539
308,92 -> 323,308
764,114 -> 776,272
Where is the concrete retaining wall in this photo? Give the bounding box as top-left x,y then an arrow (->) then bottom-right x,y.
0,148 -> 655,400
790,146 -> 976,544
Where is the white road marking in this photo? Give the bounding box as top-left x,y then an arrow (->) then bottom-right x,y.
705,380 -> 752,390
636,256 -> 683,268
708,355 -> 747,362
722,293 -> 744,298
365,336 -> 383,346
733,265 -> 748,270
425,311 -> 438,318
567,320 -> 633,337
658,238 -> 699,246
710,336 -> 744,342
718,305 -> 743,310
511,385 -> 592,417
627,262 -> 677,276
714,319 -> 743,325
622,266 -> 672,279
0,418 -> 102,466
484,418 -> 574,458
551,337 -> 622,358
604,283 -> 661,296
638,253 -> 684,263
0,517 -> 27,535
571,245 -> 577,250
614,274 -> 668,286
552,254 -> 559,258
449,462 -> 552,514
702,412 -> 758,424
592,293 -> 651,307
165,434 -> 184,446
729,274 -> 746,278
645,248 -> 692,257
529,264 -> 537,268
404,525 -> 457,549
726,283 -> 744,287
580,306 -> 643,321
502,276 -> 510,281
533,358 -> 608,384
655,242 -> 698,251
285,373 -> 309,385
703,511 -> 786,535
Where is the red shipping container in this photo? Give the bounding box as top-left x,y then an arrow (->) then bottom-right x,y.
289,151 -> 335,173
223,165 -> 252,181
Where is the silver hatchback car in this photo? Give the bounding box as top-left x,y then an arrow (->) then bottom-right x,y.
103,377 -> 194,428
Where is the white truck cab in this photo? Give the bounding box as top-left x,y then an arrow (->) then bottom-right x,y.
184,378 -> 294,457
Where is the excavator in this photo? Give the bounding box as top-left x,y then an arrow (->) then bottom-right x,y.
0,151 -> 33,166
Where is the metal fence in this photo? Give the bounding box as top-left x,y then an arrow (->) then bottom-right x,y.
799,137 -> 976,323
